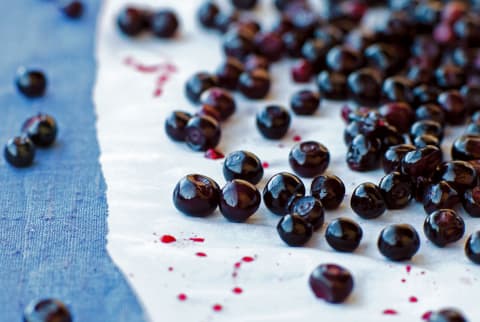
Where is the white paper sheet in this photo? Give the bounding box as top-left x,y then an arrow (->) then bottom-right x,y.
94,1 -> 480,321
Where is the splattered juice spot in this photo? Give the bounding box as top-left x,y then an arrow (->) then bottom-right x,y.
160,235 -> 176,243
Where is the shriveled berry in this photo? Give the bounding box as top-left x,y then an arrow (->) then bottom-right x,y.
310,175 -> 345,210
263,172 -> 305,215
325,218 -> 363,252
223,150 -> 263,184
351,182 -> 386,219
173,174 -> 220,217
289,141 -> 330,178
219,179 -> 261,222
424,209 -> 465,247
378,224 -> 420,261
309,264 -> 354,303
277,214 -> 313,246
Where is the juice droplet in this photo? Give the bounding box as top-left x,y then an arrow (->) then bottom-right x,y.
160,235 -> 176,243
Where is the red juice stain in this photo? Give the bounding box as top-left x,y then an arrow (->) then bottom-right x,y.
383,309 -> 398,315
212,304 -> 223,312
232,287 -> 243,294
262,162 -> 270,169
401,278 -> 406,283
234,262 -> 242,269
409,296 -> 418,303
157,74 -> 169,83
406,265 -> 412,274
242,256 -> 255,263
205,149 -> 225,160
153,88 -> 163,97
189,237 -> 205,243
421,271 -> 426,275
422,311 -> 432,320
232,272 -> 238,278
160,235 -> 176,243
178,293 -> 187,301
168,267 -> 174,272
196,252 -> 207,257
293,135 -> 302,142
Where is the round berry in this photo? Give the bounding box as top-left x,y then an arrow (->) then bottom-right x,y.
277,214 -> 313,246
59,0 -> 84,19
310,175 -> 345,210
382,144 -> 416,174
424,209 -> 465,247
463,186 -> 480,217
238,68 -> 271,99
185,72 -> 218,104
22,114 -> 58,147
200,88 -> 236,121
215,58 -> 244,90
289,196 -> 325,230
309,264 -> 354,304
325,218 -> 363,253
173,174 -> 220,217
290,90 -> 320,116
16,68 -> 47,98
451,135 -> 480,161
465,231 -> 480,264
197,2 -> 220,29
223,150 -> 263,184
289,141 -> 330,178
263,172 -> 305,216
4,136 -> 35,168
378,224 -> 420,261
117,6 -> 147,36
351,182 -> 386,219
184,116 -> 221,152
164,111 -> 192,142
423,181 -> 460,214
256,105 -> 291,140
231,0 -> 257,10
23,299 -> 72,322
428,308 -> 468,322
151,9 -> 179,38
379,172 -> 412,210
219,179 -> 261,222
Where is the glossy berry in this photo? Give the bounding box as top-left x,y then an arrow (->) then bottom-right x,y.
16,68 -> 47,98
165,111 -> 191,142
4,136 -> 35,168
433,161 -> 477,192
465,231 -> 480,264
244,54 -> 270,72
289,196 -> 325,230
438,90 -> 467,125
410,120 -> 444,142
325,218 -> 363,252
117,7 -> 147,36
256,105 -> 291,140
185,72 -> 218,104
382,144 -> 416,174
22,114 -> 58,147
364,43 -> 400,76
283,31 -> 307,58
59,0 -> 84,18
310,175 -> 345,210
184,116 -> 221,151
290,90 -> 320,115
401,145 -> 443,178
219,179 -> 261,222
215,58 -> 244,90
289,141 -> 330,178
231,0 -> 257,10
291,59 -> 314,83
277,214 -> 312,246
414,135 -> 440,148
378,224 -> 420,262
326,45 -> 362,74
347,68 -> 382,106
413,84 -> 441,105
223,150 -> 263,184
301,39 -> 329,72
254,32 -> 285,62
173,174 -> 220,217
379,102 -> 414,133
263,172 -> 305,215
415,103 -> 446,125
238,69 -> 271,99
309,264 -> 354,304
381,76 -> 414,104
200,88 -> 236,121
424,209 -> 465,247
351,182 -> 386,219
428,308 -> 468,322
435,64 -> 465,90
223,28 -> 255,60
379,172 -> 412,210
346,134 -> 381,172
423,181 -> 460,214
316,70 -> 347,100
23,299 -> 72,322
451,135 -> 480,161
463,186 -> 480,217
151,10 -> 179,38
214,11 -> 240,34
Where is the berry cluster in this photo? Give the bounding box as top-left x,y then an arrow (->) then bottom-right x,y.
117,6 -> 179,39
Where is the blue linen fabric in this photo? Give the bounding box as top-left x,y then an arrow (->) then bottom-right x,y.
0,1 -> 147,321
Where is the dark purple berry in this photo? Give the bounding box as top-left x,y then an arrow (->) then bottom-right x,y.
378,224 -> 420,261
382,144 -> 416,174
223,150 -> 263,184
185,72 -> 218,104
254,32 -> 285,62
283,31 -> 307,58
414,134 -> 440,148
325,218 -> 363,252
256,105 -> 290,140
263,172 -> 305,215
326,45 -> 363,74
231,0 -> 257,10
238,68 -> 271,99
219,179 -> 261,222
438,90 -> 467,125
379,102 -> 414,133
290,196 -> 325,230
173,174 -> 220,217
165,111 -> 192,142
351,182 -> 386,219
316,70 -> 347,100
424,209 -> 465,247
59,0 -> 84,19
4,136 -> 35,168
22,114 -> 58,147
461,84 -> 480,115
310,174 -> 345,210
423,181 -> 460,214
410,120 -> 444,142
347,68 -> 382,106
215,58 -> 244,90
197,2 -> 220,29
346,134 -> 382,172
151,9 -> 179,38
289,141 -> 330,178
433,161 -> 477,192
402,145 -> 443,178
415,103 -> 446,125
277,214 -> 313,246
184,116 -> 221,151
435,64 -> 465,90
382,76 -> 414,104
379,172 -> 412,210
428,309 -> 468,322
315,25 -> 344,47
451,135 -> 480,161
200,88 -> 236,121
301,39 -> 329,72
214,11 -> 240,34
465,231 -> 480,264
117,7 -> 147,36
463,186 -> 480,217
23,299 -> 72,322
309,264 -> 354,303
413,84 -> 441,105
223,28 -> 256,60
16,68 -> 47,98
365,43 -> 401,76
290,90 -> 320,115
454,13 -> 480,46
